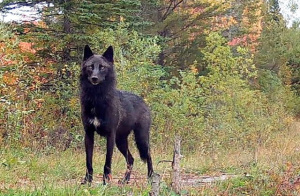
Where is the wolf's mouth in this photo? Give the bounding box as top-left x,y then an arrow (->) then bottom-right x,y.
89,78 -> 100,85
91,81 -> 100,85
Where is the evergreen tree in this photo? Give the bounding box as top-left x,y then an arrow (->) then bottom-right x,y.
141,0 -> 225,70
0,0 -> 142,62
268,0 -> 281,22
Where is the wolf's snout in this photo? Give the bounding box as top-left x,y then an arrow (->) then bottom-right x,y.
91,76 -> 98,83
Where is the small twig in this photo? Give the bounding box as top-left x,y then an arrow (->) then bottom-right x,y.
172,135 -> 182,194
157,160 -> 173,166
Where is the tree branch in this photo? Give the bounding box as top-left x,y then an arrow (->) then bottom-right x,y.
161,0 -> 184,21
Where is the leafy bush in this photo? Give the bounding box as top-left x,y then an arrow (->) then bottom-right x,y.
199,33 -> 292,158
89,24 -> 163,96
0,23 -> 164,150
147,33 -> 293,159
0,23 -> 296,160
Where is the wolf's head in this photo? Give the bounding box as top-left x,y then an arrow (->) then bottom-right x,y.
81,45 -> 114,86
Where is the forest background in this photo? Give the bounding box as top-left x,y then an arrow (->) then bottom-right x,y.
0,0 -> 300,195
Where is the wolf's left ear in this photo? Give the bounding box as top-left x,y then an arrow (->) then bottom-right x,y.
102,46 -> 113,63
83,45 -> 93,61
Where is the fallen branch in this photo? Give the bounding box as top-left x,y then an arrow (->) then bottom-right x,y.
181,174 -> 241,186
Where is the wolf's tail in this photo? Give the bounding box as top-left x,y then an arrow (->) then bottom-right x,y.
133,124 -> 151,162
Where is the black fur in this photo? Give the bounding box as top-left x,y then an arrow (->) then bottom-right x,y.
80,45 -> 153,185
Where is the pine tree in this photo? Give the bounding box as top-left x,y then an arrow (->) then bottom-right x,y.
0,0 -> 142,62
141,0 -> 225,70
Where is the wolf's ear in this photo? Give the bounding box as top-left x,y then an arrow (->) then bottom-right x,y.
83,45 -> 93,61
102,46 -> 113,63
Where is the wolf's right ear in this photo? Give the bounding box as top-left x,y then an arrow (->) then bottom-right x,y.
102,46 -> 113,63
83,45 -> 93,61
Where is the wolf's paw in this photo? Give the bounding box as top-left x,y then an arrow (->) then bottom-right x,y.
118,168 -> 132,184
81,174 -> 92,186
118,177 -> 130,184
80,179 -> 92,186
103,173 -> 112,185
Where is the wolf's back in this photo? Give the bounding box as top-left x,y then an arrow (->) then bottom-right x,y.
117,90 -> 151,161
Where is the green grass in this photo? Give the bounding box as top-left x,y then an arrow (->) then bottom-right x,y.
1,122 -> 300,195
1,185 -> 150,196
0,146 -> 152,195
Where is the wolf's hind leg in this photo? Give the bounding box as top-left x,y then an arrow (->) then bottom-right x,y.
116,135 -> 134,184
134,122 -> 154,179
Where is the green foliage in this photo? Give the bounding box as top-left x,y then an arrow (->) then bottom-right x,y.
88,24 -> 163,96
0,23 -> 164,150
201,33 -> 256,152
0,22 -> 80,149
258,69 -> 300,117
149,66 -> 205,148
259,69 -> 283,93
255,19 -> 300,115
200,33 -> 291,155
146,32 -> 293,156
142,0 -> 227,68
1,20 -> 296,159
0,23 -> 25,146
0,0 -> 144,62
255,19 -> 287,72
1,4 -> 300,193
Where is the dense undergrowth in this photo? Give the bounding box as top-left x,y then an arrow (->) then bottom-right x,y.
1,22 -> 300,195
1,23 -> 297,151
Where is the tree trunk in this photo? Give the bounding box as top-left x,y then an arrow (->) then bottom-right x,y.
150,173 -> 161,196
62,2 -> 72,61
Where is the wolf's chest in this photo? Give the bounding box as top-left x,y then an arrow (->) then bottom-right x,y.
89,116 -> 101,128
88,107 -> 102,128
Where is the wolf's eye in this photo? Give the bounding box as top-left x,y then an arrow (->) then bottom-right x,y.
87,64 -> 93,70
100,66 -> 106,71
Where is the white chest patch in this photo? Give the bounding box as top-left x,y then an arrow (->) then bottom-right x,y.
89,117 -> 101,127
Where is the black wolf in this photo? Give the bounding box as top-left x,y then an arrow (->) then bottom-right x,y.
80,45 -> 153,184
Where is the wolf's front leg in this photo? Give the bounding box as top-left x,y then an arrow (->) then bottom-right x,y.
81,131 -> 95,185
103,132 -> 115,184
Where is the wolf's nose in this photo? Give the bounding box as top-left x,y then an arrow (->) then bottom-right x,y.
91,76 -> 98,83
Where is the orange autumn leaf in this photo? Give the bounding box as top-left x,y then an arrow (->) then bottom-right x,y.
190,65 -> 198,74
19,42 -> 36,54
2,72 -> 18,85
0,53 -> 17,66
228,36 -> 247,46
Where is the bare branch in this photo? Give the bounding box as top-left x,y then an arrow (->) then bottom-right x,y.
161,0 -> 184,21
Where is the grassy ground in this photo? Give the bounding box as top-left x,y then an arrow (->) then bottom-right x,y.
0,122 -> 300,195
